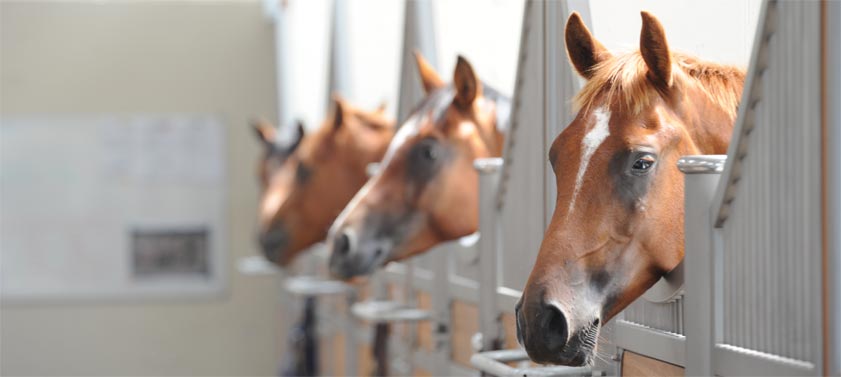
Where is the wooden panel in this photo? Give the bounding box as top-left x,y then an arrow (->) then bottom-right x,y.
622,351 -> 684,377
318,334 -> 332,376
451,300 -> 479,367
416,291 -> 433,351
357,343 -> 373,377
387,283 -> 410,339
356,282 -> 371,302
413,367 -> 433,377
500,312 -> 540,368
314,333 -> 346,376
329,294 -> 349,376
501,313 -> 519,349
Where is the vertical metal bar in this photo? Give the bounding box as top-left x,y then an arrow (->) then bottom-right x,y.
342,293 -> 358,377
476,158 -> 504,352
430,247 -> 451,376
761,56 -> 771,356
270,0 -> 294,142
326,0 -> 350,105
783,3 -> 795,358
682,156 -> 725,376
825,0 -> 841,374
770,8 -> 783,357
396,0 -> 437,124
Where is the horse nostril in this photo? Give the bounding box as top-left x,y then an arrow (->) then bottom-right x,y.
260,232 -> 284,249
542,304 -> 569,351
334,232 -> 352,256
259,230 -> 287,261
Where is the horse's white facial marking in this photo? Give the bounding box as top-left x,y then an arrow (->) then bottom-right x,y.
383,114 -> 422,161
566,107 -> 611,218
331,112 -> 426,238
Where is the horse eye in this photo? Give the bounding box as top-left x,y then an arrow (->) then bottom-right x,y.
295,163 -> 312,184
422,144 -> 438,161
631,155 -> 656,174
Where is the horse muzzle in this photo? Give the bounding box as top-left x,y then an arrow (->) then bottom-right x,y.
327,228 -> 390,280
258,227 -> 290,265
516,298 -> 599,366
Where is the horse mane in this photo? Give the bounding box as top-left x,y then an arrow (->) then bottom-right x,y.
574,51 -> 745,119
405,82 -> 512,133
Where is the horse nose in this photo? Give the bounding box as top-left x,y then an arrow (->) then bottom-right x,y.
333,231 -> 352,256
328,229 -> 362,279
540,303 -> 570,352
259,229 -> 287,261
521,301 -> 570,362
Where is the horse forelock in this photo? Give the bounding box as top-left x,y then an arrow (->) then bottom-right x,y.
574,51 -> 745,119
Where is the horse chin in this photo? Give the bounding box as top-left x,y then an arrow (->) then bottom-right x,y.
328,244 -> 391,280
274,248 -> 301,268
526,319 -> 600,367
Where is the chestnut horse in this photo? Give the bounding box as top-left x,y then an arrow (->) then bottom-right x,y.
253,98 -> 394,266
517,12 -> 744,366
327,53 -> 510,279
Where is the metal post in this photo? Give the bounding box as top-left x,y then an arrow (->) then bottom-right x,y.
430,246 -> 451,376
326,0 -> 350,105
824,0 -> 841,373
679,155 -> 726,376
267,0 -> 294,144
396,0 -> 437,123
476,158 -> 504,352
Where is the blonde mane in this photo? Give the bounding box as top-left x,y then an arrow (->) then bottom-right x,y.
574,51 -> 746,118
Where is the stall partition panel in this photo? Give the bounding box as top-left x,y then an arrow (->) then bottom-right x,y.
710,0 -> 823,375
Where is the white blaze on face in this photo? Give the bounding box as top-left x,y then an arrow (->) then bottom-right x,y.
329,113 -> 426,238
566,107 -> 611,218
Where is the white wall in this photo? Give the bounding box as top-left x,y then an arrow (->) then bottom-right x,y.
433,0 -> 525,96
0,2 -> 281,375
588,0 -> 762,67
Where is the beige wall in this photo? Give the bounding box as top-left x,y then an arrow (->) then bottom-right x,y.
1,1 -> 281,375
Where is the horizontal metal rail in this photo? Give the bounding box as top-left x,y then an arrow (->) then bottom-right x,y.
236,255 -> 279,276
283,275 -> 352,296
470,348 -> 599,377
350,300 -> 431,322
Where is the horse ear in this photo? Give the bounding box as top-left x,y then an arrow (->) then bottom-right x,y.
453,55 -> 482,109
639,11 -> 672,87
288,120 -> 305,151
251,118 -> 277,147
375,100 -> 387,114
331,95 -> 345,130
565,12 -> 611,79
413,50 -> 444,93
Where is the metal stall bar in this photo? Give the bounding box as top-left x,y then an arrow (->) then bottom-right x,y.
326,0 -> 350,106
824,0 -> 841,374
680,155 -> 726,377
476,158 -> 504,353
472,349 -> 593,377
262,0 -> 293,142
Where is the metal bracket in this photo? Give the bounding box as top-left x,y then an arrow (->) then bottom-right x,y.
350,300 -> 432,322
283,275 -> 352,297
237,255 -> 279,276
642,260 -> 684,304
470,348 -> 600,377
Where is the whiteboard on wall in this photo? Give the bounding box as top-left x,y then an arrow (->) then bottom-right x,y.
0,115 -> 227,301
